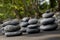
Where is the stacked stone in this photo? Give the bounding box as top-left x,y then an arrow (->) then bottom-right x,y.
2,19 -> 19,27
26,18 -> 40,34
1,19 -> 22,37
19,17 -> 30,33
40,10 -> 58,31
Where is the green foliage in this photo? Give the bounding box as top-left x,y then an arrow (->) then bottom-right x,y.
0,0 -> 58,21
39,2 -> 48,13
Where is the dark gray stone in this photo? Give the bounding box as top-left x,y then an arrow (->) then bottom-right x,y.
40,23 -> 58,31
20,27 -> 27,32
42,12 -> 54,18
28,19 -> 38,24
2,21 -> 11,27
5,30 -> 22,37
4,25 -> 20,32
2,19 -> 19,27
27,25 -> 39,29
9,19 -> 19,25
26,29 -> 40,34
40,18 -> 55,25
21,17 -> 30,22
19,22 -> 29,27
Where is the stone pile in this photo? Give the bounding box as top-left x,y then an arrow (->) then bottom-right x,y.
1,19 -> 22,37
26,18 -> 40,34
40,10 -> 58,31
0,12 -> 58,37
20,17 -> 40,34
19,17 -> 30,33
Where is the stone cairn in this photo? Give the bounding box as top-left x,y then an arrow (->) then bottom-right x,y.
19,17 -> 30,33
40,10 -> 58,31
20,17 -> 40,34
0,11 -> 58,37
1,17 -> 40,37
1,19 -> 22,37
26,18 -> 40,34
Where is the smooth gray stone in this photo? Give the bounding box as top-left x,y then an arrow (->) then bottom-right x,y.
2,30 -> 5,35
4,25 -> 20,32
0,28 -> 4,34
0,27 -> 5,35
2,21 -> 11,27
9,19 -> 19,25
5,30 -> 22,37
42,12 -> 54,18
19,22 -> 29,27
26,29 -> 40,34
27,25 -> 39,29
40,18 -> 55,25
21,17 -> 30,22
28,19 -> 38,24
20,27 -> 27,32
40,23 -> 58,31
2,19 -> 19,27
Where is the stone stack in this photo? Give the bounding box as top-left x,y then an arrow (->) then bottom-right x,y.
26,18 -> 40,34
19,17 -> 30,33
40,10 -> 58,31
1,19 -> 22,37
4,25 -> 22,37
2,19 -> 19,27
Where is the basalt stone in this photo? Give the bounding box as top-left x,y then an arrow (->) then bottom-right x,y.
2,21 -> 11,27
9,19 -> 19,25
20,27 -> 27,32
2,19 -> 19,27
26,28 -> 40,34
27,25 -> 39,29
40,18 -> 55,25
40,23 -> 58,31
4,25 -> 20,32
19,22 -> 29,27
1,27 -> 5,35
28,19 -> 38,24
21,17 -> 30,22
5,30 -> 22,37
42,12 -> 54,18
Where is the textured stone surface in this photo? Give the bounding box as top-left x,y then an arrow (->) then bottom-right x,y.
26,28 -> 40,34
19,22 -> 29,27
27,25 -> 39,29
21,17 -> 30,22
28,19 -> 38,24
40,23 -> 58,31
5,30 -> 22,37
40,18 -> 55,25
4,25 -> 20,32
0,25 -> 60,40
42,12 -> 54,18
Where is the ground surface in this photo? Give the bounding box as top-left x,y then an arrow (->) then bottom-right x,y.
0,25 -> 60,40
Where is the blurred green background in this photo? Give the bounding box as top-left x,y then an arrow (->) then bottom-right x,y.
0,0 -> 59,21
